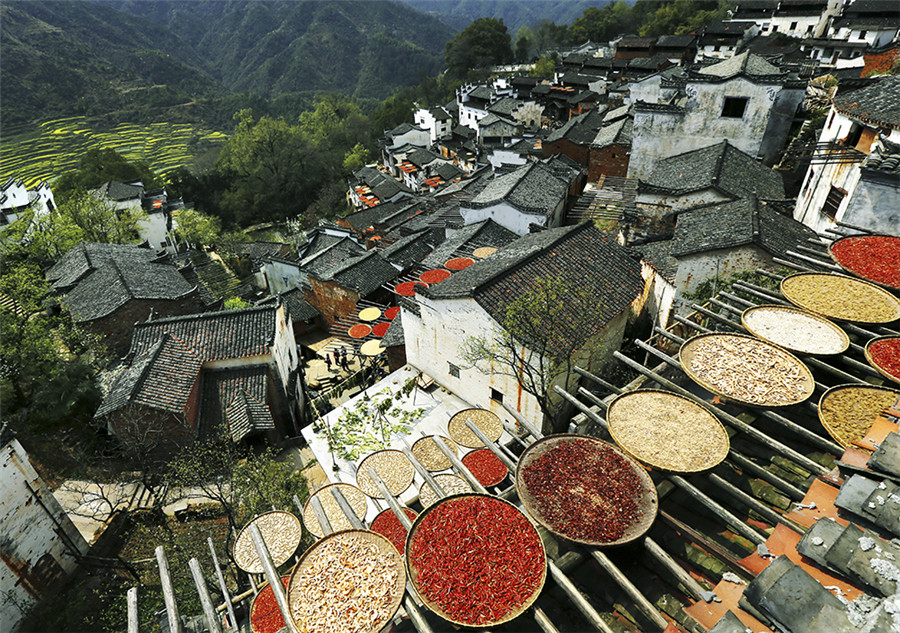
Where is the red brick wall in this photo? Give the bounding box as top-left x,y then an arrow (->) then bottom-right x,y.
588,144 -> 630,182
304,278 -> 360,328
542,139 -> 589,167
386,345 -> 407,372
184,373 -> 202,431
83,294 -> 206,357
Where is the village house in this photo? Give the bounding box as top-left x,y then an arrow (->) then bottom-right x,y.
694,20 -> 760,61
0,423 -> 90,633
94,180 -> 179,254
257,288 -> 323,339
459,160 -> 577,235
303,250 -> 398,327
347,165 -> 413,211
588,112 -> 634,181
635,140 -> 786,213
45,242 -> 205,356
728,0 -> 841,40
628,52 -> 805,179
541,107 -> 609,169
94,303 -> 301,451
0,178 -> 55,228
793,75 -> 900,234
413,106 -> 453,144
401,222 -> 643,426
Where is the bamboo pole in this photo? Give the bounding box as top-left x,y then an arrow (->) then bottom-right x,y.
127,586 -> 138,633
249,524 -> 296,633
207,537 -> 238,632
189,558 -> 223,633
155,546 -> 183,633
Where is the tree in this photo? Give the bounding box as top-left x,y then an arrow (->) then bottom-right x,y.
532,19 -> 570,54
173,206 -> 221,249
461,275 -> 611,433
569,1 -> 638,44
445,18 -> 514,78
54,148 -> 159,198
514,25 -> 534,62
531,55 -> 557,78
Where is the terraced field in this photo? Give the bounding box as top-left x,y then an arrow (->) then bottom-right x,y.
1,117 -> 228,187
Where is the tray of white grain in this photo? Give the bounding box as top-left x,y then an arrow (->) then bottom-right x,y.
233,511 -> 304,574
780,273 -> 900,324
287,529 -> 405,633
448,408 -> 502,448
606,390 -> 730,472
818,385 -> 900,449
356,449 -> 416,498
741,305 -> 849,356
411,434 -> 459,471
417,473 -> 472,508
679,333 -> 815,407
303,484 -> 369,538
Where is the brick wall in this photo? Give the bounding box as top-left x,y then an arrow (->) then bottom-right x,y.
588,144 -> 630,181
304,278 -> 360,328
543,139 -> 589,167
83,294 -> 206,357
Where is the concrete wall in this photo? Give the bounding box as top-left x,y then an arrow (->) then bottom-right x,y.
1,437 -> 89,633
673,244 -> 772,304
629,76 -> 797,179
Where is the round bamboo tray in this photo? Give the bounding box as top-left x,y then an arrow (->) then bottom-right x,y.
741,304 -> 849,356
356,449 -> 415,498
233,511 -> 303,574
411,434 -> 459,471
515,434 -> 658,547
606,390 -> 729,472
448,408 -> 502,448
818,384 -> 900,449
302,483 -> 368,538
780,272 -> 900,324
287,529 -> 405,633
249,575 -> 290,633
679,333 -> 815,407
405,493 -> 546,628
864,336 -> 900,386
417,474 -> 472,508
827,235 -> 900,291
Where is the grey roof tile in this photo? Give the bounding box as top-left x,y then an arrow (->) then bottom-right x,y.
593,117 -> 633,148
421,219 -> 519,268
380,230 -> 434,269
834,76 -> 900,129
381,314 -> 404,347
634,239 -> 678,282
467,161 -> 569,216
315,251 -> 399,296
697,51 -> 782,79
200,366 -> 273,442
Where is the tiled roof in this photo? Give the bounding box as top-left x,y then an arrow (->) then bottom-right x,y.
389,122 -> 419,136
671,196 -> 817,258
46,242 -> 196,321
546,108 -> 607,144
592,117 -> 633,148
634,239 -> 678,282
258,288 -> 319,322
95,333 -> 203,419
604,104 -> 631,123
233,241 -> 295,263
832,16 -> 900,30
407,148 -> 443,169
468,85 -> 493,101
478,113 -> 517,130
424,223 -> 643,355
129,304 -> 279,362
861,145 -> 900,175
316,251 -> 398,296
833,76 -> 900,129
380,230 -> 434,269
381,314 -> 405,347
301,231 -> 345,258
641,141 -> 785,200
696,51 -> 783,79
618,36 -> 655,48
487,97 -> 524,117
200,366 -> 273,442
655,34 -> 696,48
97,180 -> 142,201
421,218 -> 518,268
466,161 -> 569,215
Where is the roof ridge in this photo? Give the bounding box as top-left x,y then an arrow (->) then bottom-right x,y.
129,335 -> 168,401
134,303 -> 275,329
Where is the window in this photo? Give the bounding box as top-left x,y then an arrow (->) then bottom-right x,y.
448,362 -> 460,378
859,30 -> 867,40
490,388 -> 504,403
721,96 -> 749,119
713,45 -> 721,52
844,123 -> 864,148
790,22 -> 798,30
806,25 -> 814,33
772,25 -> 778,32
821,185 -> 847,219
826,111 -> 835,129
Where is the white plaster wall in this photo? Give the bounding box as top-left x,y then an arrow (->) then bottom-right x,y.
673,244 -> 771,303
137,211 -> 176,253
390,128 -> 430,149
264,260 -> 302,294
637,189 -> 731,213
834,26 -> 899,48
271,303 -> 299,392
639,259 -> 677,330
1,439 -> 88,632
843,177 -> 900,235
486,148 -> 528,170
768,14 -> 823,38
460,201 -> 548,235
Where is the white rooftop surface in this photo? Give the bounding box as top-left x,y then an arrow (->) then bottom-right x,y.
302,364 -> 512,525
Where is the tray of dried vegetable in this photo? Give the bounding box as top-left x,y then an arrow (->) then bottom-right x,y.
249,576 -> 290,633
828,235 -> 900,290
233,511 -> 303,574
406,493 -> 546,627
780,273 -> 900,324
417,473 -> 472,508
516,434 -> 658,547
302,484 -> 369,538
865,337 -> 900,386
447,408 -> 502,448
411,434 -> 459,471
741,305 -> 849,356
356,449 -> 416,498
287,529 -> 405,633
679,333 -> 815,407
606,390 -> 730,472
818,385 -> 900,449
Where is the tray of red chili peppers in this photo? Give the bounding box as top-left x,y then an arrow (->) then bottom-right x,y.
249,575 -> 290,633
370,507 -> 418,555
828,235 -> 900,290
865,336 -> 900,386
406,493 -> 547,627
461,448 -> 509,487
516,434 -> 658,547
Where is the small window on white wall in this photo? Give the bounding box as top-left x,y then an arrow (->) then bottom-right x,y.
721,96 -> 749,119
449,362 -> 460,378
490,388 -> 504,403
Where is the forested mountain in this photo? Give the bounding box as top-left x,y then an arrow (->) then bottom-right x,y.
1,0 -> 454,130
403,0 -> 610,31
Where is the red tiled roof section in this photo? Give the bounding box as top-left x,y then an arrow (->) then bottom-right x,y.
131,333 -> 203,413
862,45 -> 899,78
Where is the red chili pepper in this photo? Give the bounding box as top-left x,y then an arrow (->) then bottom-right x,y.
249,576 -> 290,633
408,496 -> 543,625
831,236 -> 900,288
521,439 -> 645,543
370,507 -> 418,554
461,449 -> 508,487
870,337 -> 900,381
